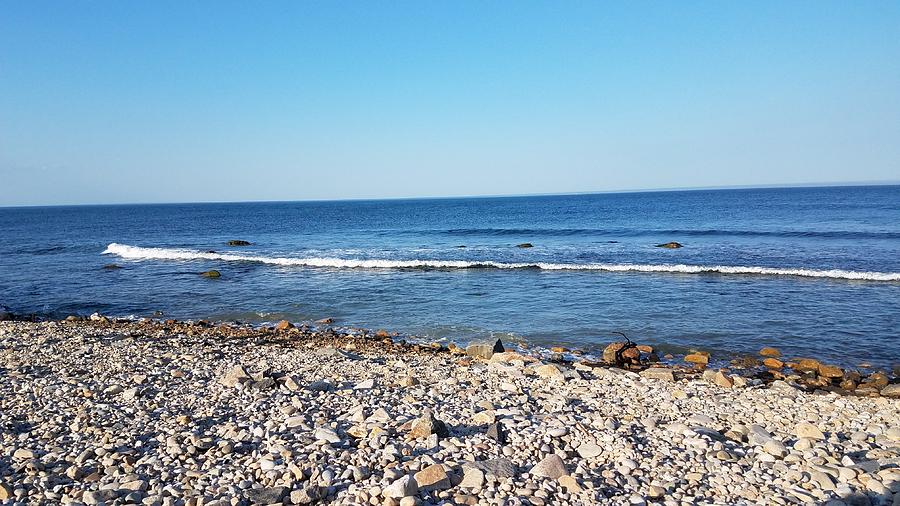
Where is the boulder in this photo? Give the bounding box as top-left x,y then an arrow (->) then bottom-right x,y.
655,242 -> 683,248
794,358 -> 820,372
227,240 -> 251,246
466,339 -> 504,360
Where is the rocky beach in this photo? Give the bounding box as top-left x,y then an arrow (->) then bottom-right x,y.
1,318 -> 899,506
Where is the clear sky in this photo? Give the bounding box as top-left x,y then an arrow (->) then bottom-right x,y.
1,1 -> 898,206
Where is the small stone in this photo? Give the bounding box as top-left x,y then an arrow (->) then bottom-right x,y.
794,422 -> 825,440
219,365 -> 251,387
529,454 -> 567,479
245,486 -> 288,504
486,423 -> 507,444
290,485 -> 322,504
12,449 -> 34,460
354,378 -> 375,390
414,464 -> 451,491
383,475 -> 418,499
459,467 -> 485,489
314,427 -> 341,444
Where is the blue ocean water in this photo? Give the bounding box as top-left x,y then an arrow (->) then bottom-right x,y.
1,185 -> 898,367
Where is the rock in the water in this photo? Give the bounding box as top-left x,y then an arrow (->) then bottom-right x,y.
275,319 -> 293,331
466,339 -> 504,360
414,464 -> 451,491
200,270 -> 221,278
516,243 -> 534,248
794,422 -> 825,440
102,264 -> 122,270
763,357 -> 784,369
227,240 -> 251,246
315,317 -> 334,325
530,454 -> 567,479
407,408 -> 450,440
383,475 -> 418,498
640,367 -> 674,382
684,353 -> 709,366
245,486 -> 288,504
759,347 -> 781,357
655,242 -> 683,248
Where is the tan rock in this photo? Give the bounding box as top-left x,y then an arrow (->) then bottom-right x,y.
0,483 -> 11,500
714,371 -> 734,388
550,346 -> 568,353
472,410 -> 496,425
315,317 -> 334,324
414,464 -> 451,491
794,422 -> 825,440
536,364 -> 564,379
640,367 -> 674,382
529,454 -> 567,479
557,474 -> 582,493
275,320 -> 293,331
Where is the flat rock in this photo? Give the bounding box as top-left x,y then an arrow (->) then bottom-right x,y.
794,422 -> 825,440
383,475 -> 418,499
414,463 -> 451,491
245,486 -> 288,504
640,367 -> 674,382
463,458 -> 516,478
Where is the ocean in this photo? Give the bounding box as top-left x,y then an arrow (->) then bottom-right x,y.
1,185 -> 898,367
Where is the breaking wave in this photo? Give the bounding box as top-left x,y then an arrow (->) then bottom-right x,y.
102,243 -> 900,281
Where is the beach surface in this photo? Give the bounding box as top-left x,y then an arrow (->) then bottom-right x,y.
1,319 -> 899,506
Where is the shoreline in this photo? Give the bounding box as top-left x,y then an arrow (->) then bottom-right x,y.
0,318 -> 898,505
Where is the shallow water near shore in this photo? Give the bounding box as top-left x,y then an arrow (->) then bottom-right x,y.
1,185 -> 898,367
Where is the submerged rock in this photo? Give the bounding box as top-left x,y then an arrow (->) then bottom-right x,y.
102,264 -> 122,270
200,270 -> 221,278
516,243 -> 534,248
655,241 -> 683,248
227,240 -> 251,246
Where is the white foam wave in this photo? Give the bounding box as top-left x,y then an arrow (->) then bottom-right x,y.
102,243 -> 900,281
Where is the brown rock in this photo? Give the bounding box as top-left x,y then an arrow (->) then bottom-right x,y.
839,379 -> 857,391
864,372 -> 889,389
376,329 -> 390,337
550,346 -> 568,353
759,347 -> 781,358
275,320 -> 293,331
407,409 -> 449,440
0,483 -> 11,500
655,242 -> 683,248
637,344 -> 654,353
763,358 -> 784,369
200,270 -> 221,278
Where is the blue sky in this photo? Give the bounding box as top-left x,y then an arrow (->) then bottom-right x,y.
1,1 -> 898,205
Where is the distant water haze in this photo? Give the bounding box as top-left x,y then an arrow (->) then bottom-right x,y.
1,186 -> 898,368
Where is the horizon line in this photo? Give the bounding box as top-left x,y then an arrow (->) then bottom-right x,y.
1,179 -> 898,209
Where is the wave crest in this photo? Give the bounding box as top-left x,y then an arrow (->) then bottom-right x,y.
101,243 -> 900,281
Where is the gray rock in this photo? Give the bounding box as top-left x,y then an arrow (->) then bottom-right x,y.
463,458 -> 517,478
466,339 -> 504,359
245,486 -> 288,504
